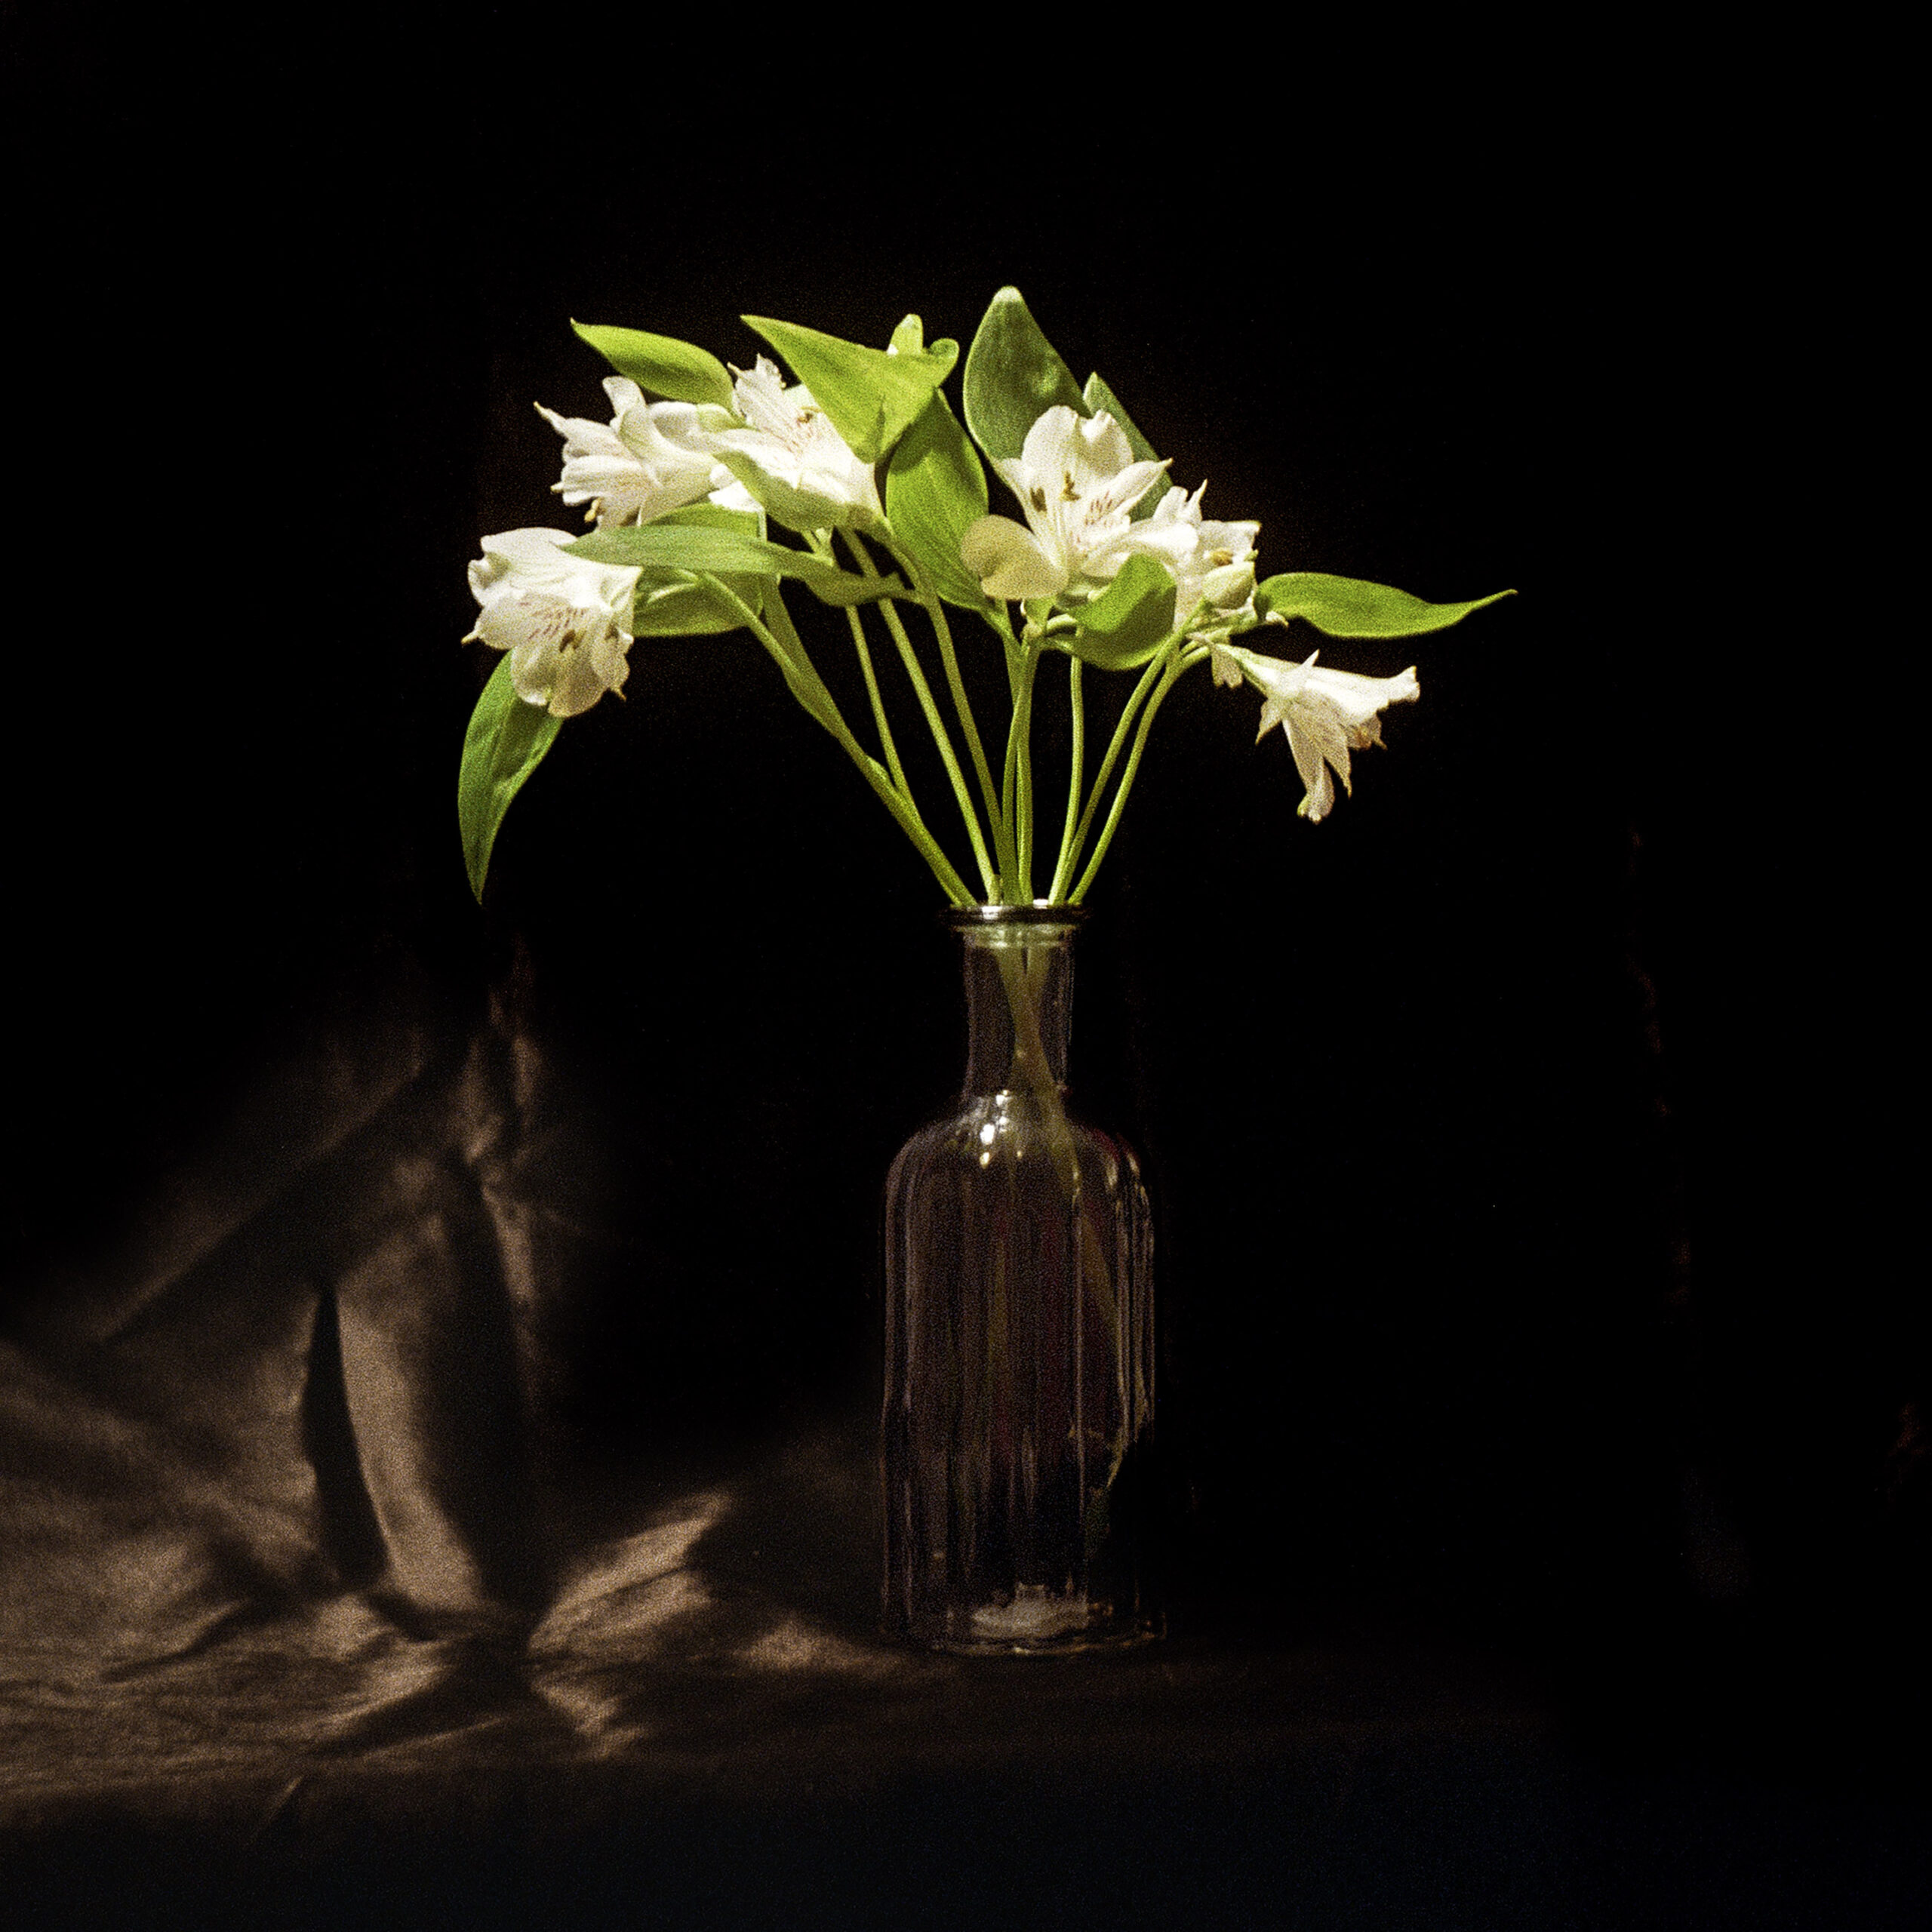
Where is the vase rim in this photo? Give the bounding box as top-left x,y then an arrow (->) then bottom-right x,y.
942,902 -> 1087,931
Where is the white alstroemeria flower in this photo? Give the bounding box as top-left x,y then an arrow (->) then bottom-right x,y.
959,407 -> 1194,603
536,377 -> 749,527
1143,483 -> 1262,636
706,356 -> 881,531
465,528 -> 641,718
1214,643 -> 1419,822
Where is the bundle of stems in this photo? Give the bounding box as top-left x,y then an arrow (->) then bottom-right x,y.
724,524 -> 1201,912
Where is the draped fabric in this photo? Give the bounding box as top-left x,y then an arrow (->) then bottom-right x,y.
2,992 -> 1924,1927
0,973 -> 899,1807
0,991 -> 1586,1927
0,974 -> 1580,1931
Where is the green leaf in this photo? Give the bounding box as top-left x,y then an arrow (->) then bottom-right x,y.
626,503 -> 769,636
570,321 -> 736,411
884,389 -> 992,612
962,287 -> 1088,466
458,654 -> 561,904
646,500 -> 766,540
741,314 -> 958,464
889,313 -> 924,355
565,522 -> 907,608
1068,554 -> 1178,672
1083,372 -> 1166,521
1255,574 -> 1516,638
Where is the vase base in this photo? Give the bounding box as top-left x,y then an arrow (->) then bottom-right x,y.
888,1587 -> 1165,1656
920,1619 -> 1164,1658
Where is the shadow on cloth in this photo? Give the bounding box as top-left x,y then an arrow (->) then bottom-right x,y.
0,968 -> 906,1811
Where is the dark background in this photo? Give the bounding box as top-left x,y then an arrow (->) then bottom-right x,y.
5,17 -> 1919,1820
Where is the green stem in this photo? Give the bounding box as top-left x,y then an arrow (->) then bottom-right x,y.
989,940 -> 1124,1383
803,537 -> 903,785
1057,647 -> 1169,897
1069,641 -> 1204,904
1011,641 -> 1041,900
1047,656 -> 1085,904
702,572 -> 974,906
1000,691 -> 1020,869
841,600 -> 911,799
838,528 -> 1000,900
881,537 -> 1011,882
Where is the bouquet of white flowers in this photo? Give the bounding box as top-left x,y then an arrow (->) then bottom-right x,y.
456,286 -> 1514,1651
457,288 -> 1509,908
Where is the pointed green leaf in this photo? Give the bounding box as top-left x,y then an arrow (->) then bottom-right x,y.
963,287 -> 1088,466
1083,372 -> 1166,521
889,313 -> 924,355
1255,574 -> 1516,638
647,500 -> 766,540
458,654 -> 561,903
565,522 -> 906,608
570,321 -> 736,411
884,389 -> 993,612
626,503 -> 769,636
741,314 -> 958,463
1068,554 -> 1178,672
629,579 -> 758,636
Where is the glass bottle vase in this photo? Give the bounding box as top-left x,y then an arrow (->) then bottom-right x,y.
882,906 -> 1158,1653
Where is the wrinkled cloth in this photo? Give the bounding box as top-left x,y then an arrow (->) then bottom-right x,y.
0,968 -> 897,1802
7,983 -> 1924,1932
0,971 -> 1231,1807
0,964 -> 1545,1828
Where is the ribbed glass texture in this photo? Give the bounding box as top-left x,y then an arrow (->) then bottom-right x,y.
882,909 -> 1158,1653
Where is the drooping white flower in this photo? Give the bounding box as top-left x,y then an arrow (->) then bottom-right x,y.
465,528 -> 641,718
536,377 -> 749,527
1142,483 -> 1262,637
1214,643 -> 1419,822
959,407 -> 1194,603
706,355 -> 881,531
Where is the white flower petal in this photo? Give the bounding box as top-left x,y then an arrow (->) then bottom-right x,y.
1084,454 -> 1170,521
1302,661 -> 1420,729
961,516 -> 1067,600
1087,517 -> 1198,576
1281,702 -> 1350,820
706,477 -> 761,515
1201,560 -> 1256,609
1017,406 -> 1083,485
1228,648 -> 1418,822
476,527 -> 578,574
730,356 -> 799,441
989,407 -> 1259,625
507,635 -> 556,708
549,634 -> 623,717
1196,517 -> 1259,562
466,528 -> 639,717
1066,412 -> 1137,489
1143,484 -> 1198,528
712,361 -> 880,530
540,386 -> 721,528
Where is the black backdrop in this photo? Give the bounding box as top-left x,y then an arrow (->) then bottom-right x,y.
5,27 -> 1921,1807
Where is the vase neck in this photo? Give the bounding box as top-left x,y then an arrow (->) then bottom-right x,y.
958,916 -> 1078,1097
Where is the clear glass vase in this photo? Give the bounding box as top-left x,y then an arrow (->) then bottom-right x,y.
882,906 -> 1158,1653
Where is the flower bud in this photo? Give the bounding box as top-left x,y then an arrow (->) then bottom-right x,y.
1201,559 -> 1256,610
